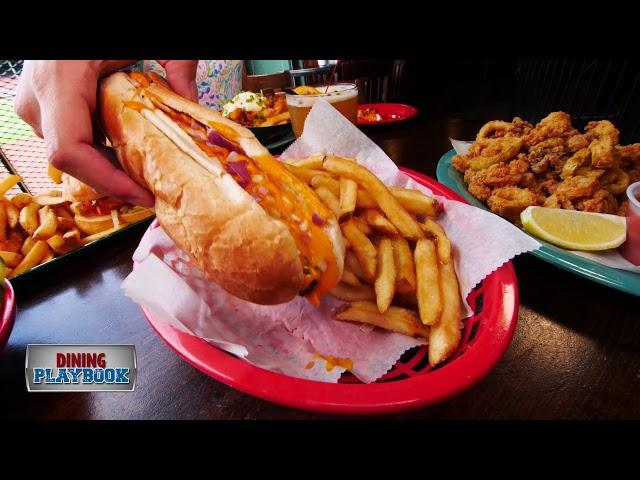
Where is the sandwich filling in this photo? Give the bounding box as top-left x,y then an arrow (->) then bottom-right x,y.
126,72 -> 339,305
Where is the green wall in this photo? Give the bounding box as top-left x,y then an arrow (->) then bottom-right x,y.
246,60 -> 292,75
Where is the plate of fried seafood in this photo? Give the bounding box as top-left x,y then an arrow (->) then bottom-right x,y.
437,112 -> 640,296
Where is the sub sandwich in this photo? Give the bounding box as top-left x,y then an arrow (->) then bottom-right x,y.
98,71 -> 345,305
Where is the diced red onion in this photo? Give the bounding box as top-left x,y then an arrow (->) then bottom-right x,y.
312,212 -> 326,226
258,186 -> 269,195
207,128 -> 245,154
226,156 -> 251,188
291,214 -> 301,222
299,221 -> 308,232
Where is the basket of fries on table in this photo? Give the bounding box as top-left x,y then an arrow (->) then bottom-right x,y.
0,166 -> 154,280
124,99 -> 539,401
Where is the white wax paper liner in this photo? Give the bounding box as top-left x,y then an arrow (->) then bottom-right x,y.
121,100 -> 540,384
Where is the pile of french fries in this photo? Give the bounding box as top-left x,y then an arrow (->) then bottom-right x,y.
0,174 -> 153,279
286,154 -> 463,366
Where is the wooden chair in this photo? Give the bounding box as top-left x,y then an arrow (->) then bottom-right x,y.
243,70 -> 291,94
289,65 -> 337,87
339,60 -> 402,104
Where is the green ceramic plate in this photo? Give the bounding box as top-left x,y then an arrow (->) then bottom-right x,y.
437,149 -> 640,297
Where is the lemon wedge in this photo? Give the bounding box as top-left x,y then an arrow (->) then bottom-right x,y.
520,206 -> 626,251
293,86 -> 322,95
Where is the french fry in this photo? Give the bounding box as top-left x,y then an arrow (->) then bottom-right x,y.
53,205 -> 74,220
352,216 -> 373,235
389,187 -> 441,217
356,189 -> 377,209
63,228 -> 81,246
41,246 -> 55,263
314,158 -> 376,208
56,217 -> 76,230
429,259 -> 462,366
0,175 -> 21,196
33,193 -> 67,206
340,267 -> 361,287
19,202 -> 40,236
2,199 -> 19,229
375,238 -> 396,313
284,163 -> 330,184
257,111 -> 290,127
291,153 -> 325,170
0,203 -> 6,241
21,236 -> 36,256
2,230 -> 23,253
311,175 -> 340,196
329,283 -> 376,302
0,251 -> 23,268
69,202 -> 84,216
364,209 -> 398,235
11,192 -> 33,209
345,250 -> 367,282
419,218 -> 451,264
414,238 -> 442,326
120,207 -> 153,224
323,156 -> 424,240
48,164 -> 64,184
9,240 -> 48,277
338,178 -> 358,221
33,206 -> 58,240
80,226 -> 121,245
392,236 -> 417,295
334,301 -> 430,338
314,186 -> 340,216
340,220 -> 377,282
0,264 -> 11,278
46,234 -> 65,251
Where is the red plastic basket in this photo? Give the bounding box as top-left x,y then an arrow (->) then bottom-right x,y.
141,169 -> 519,414
0,280 -> 17,351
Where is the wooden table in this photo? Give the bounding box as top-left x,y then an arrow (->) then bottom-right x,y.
2,114 -> 639,420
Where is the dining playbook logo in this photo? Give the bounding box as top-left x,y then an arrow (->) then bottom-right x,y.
25,345 -> 137,392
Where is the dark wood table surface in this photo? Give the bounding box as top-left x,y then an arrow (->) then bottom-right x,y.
2,114 -> 639,420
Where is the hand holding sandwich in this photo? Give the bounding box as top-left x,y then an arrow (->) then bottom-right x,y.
15,60 -> 199,207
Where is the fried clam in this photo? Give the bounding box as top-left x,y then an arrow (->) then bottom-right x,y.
599,168 -> 630,195
560,148 -> 591,179
617,143 -> 640,165
567,134 -> 589,153
628,168 -> 640,184
589,136 -> 620,169
478,158 -> 529,188
523,112 -> 575,147
452,154 -> 472,173
618,200 -> 629,216
469,137 -> 523,170
585,120 -> 620,144
544,194 -> 574,210
487,186 -> 538,221
555,175 -> 599,200
527,145 -> 568,175
464,169 -> 492,201
577,189 -> 618,215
